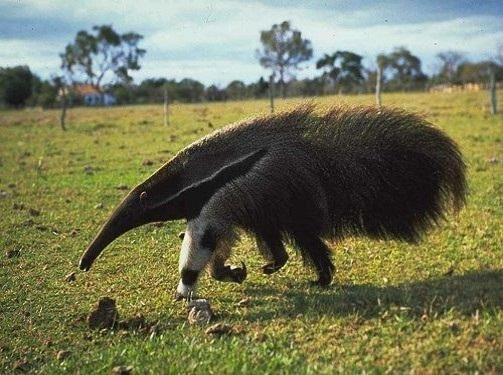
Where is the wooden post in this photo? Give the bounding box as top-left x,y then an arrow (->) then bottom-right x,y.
163,86 -> 169,126
489,67 -> 497,115
375,66 -> 382,108
269,74 -> 275,114
60,86 -> 67,131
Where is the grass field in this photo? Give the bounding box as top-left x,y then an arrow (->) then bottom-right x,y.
1,91 -> 502,373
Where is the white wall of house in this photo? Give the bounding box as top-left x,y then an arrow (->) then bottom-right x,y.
83,93 -> 116,106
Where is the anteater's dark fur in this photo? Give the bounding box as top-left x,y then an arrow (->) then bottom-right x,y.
80,104 -> 467,288
189,105 -> 466,283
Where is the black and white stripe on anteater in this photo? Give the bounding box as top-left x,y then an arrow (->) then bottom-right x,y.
79,105 -> 467,299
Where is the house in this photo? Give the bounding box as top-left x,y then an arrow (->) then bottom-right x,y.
70,84 -> 117,106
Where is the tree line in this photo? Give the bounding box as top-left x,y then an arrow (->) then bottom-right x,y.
1,22 -> 502,109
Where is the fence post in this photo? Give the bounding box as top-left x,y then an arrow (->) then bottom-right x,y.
269,74 -> 275,114
375,66 -> 382,107
164,86 -> 170,126
60,86 -> 67,131
489,67 -> 497,115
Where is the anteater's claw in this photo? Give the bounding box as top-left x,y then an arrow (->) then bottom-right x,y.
174,291 -> 185,301
262,262 -> 283,275
230,262 -> 247,283
310,275 -> 332,288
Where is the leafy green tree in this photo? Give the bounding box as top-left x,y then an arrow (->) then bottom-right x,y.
377,47 -> 427,91
176,78 -> 205,103
389,47 -> 427,90
252,77 -> 269,98
36,80 -> 58,108
0,65 -> 34,107
435,51 -> 464,83
58,25 -> 145,128
456,61 -> 502,83
206,85 -> 227,101
316,51 -> 364,94
257,21 -> 313,98
226,80 -> 247,100
60,25 -> 145,89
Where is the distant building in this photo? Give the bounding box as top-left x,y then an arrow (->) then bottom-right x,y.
428,82 -> 502,93
59,84 -> 117,106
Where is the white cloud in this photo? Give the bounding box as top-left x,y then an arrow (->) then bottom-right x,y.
1,0 -> 501,85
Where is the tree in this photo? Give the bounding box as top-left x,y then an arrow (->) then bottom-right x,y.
59,25 -> 145,128
206,85 -> 227,101
226,80 -> 247,100
377,47 -> 427,91
61,25 -> 146,89
36,80 -> 58,109
252,77 -> 269,98
176,78 -> 205,103
436,51 -> 464,83
316,51 -> 364,94
257,21 -> 313,98
457,61 -> 503,83
0,65 -> 34,107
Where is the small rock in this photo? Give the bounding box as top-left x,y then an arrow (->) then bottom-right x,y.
112,365 -> 133,374
444,267 -> 455,276
94,203 -> 104,209
142,159 -> 154,166
12,359 -> 29,371
119,313 -> 146,331
0,190 -> 8,198
83,165 -> 94,175
187,299 -> 213,325
69,229 -> 79,237
6,249 -> 20,258
65,272 -> 76,282
28,208 -> 40,216
149,324 -> 161,338
236,297 -> 251,307
21,219 -> 34,227
87,297 -> 119,330
116,184 -> 129,191
12,202 -> 25,210
447,321 -> 460,332
56,350 -> 71,361
205,323 -> 233,336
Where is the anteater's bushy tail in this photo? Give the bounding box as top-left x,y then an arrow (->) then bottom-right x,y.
310,106 -> 467,242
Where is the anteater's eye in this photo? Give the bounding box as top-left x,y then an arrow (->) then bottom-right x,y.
139,191 -> 148,208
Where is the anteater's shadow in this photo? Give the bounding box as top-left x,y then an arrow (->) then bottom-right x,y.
241,270 -> 503,321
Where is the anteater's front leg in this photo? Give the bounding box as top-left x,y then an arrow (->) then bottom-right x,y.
175,219 -> 216,300
255,230 -> 288,274
208,238 -> 247,284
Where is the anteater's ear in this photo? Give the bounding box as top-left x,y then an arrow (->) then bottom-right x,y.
151,148 -> 267,218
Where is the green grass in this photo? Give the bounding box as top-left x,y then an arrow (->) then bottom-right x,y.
1,91 -> 502,373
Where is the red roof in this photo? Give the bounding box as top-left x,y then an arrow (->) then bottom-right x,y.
73,84 -> 100,95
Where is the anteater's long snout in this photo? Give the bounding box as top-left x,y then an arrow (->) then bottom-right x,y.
79,192 -> 144,271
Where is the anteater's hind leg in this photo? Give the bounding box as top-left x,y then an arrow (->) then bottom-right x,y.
255,230 -> 288,274
292,232 -> 334,286
208,238 -> 247,284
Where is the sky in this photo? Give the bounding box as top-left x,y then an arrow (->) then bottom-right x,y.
1,0 -> 502,86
